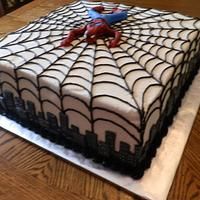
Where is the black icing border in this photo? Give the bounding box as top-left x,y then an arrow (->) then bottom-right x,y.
0,53 -> 199,179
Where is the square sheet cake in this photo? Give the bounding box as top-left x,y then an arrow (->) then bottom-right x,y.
0,0 -> 200,178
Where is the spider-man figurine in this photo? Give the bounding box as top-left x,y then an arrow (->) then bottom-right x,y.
61,6 -> 128,48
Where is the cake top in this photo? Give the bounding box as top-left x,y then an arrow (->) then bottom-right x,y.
0,0 -> 200,120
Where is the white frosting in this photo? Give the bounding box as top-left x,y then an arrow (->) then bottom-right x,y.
0,0 -> 200,154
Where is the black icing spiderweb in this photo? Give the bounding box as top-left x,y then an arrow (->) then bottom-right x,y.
0,0 -> 199,148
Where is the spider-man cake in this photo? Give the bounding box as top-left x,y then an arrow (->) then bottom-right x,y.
0,1 -> 200,178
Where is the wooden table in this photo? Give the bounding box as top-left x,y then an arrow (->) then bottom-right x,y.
0,1 -> 199,199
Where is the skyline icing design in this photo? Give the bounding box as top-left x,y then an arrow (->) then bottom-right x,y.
0,0 -> 200,176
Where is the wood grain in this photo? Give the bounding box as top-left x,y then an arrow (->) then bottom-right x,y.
0,0 -> 200,200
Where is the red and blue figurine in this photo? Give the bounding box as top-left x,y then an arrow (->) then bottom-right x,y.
61,6 -> 128,48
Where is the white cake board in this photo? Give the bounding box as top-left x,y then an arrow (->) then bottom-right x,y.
0,70 -> 200,200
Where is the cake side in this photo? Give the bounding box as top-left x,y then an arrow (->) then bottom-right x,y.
0,0 -> 200,178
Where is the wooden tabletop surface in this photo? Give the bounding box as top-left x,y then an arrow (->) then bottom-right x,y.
0,1 -> 200,200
